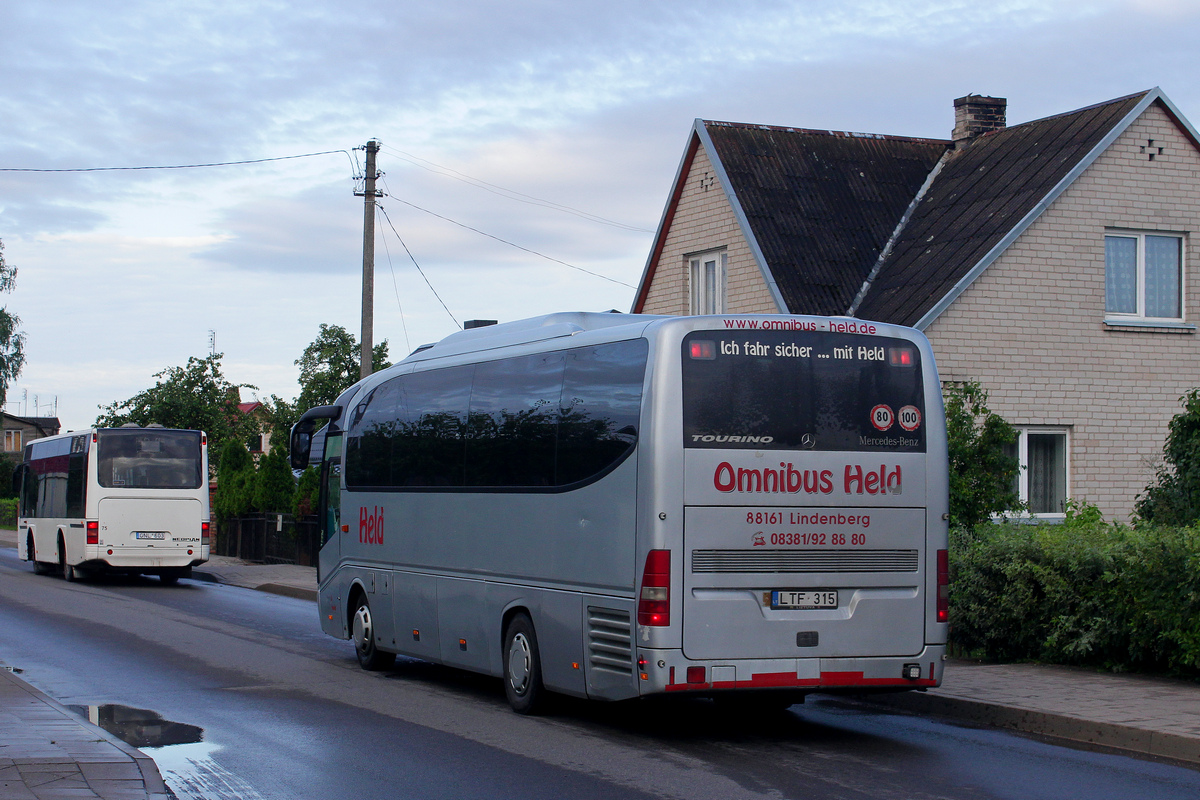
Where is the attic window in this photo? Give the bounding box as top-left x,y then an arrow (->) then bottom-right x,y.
1105,232 -> 1183,322
688,250 -> 726,315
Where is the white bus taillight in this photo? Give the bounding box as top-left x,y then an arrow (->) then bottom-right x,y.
936,548 -> 949,623
86,521 -> 99,545
638,549 -> 671,626
201,522 -> 210,546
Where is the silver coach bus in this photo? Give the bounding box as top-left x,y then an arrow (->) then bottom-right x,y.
291,312 -> 949,713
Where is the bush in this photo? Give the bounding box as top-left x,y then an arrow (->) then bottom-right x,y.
0,497 -> 16,528
1136,388 -> 1200,525
213,439 -> 255,520
950,520 -> 1200,676
943,381 -> 1021,529
293,466 -> 320,517
253,449 -> 295,514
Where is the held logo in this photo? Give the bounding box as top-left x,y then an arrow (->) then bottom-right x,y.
714,462 -> 902,496
359,506 -> 384,545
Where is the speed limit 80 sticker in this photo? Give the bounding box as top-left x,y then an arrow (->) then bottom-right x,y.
870,404 -> 894,431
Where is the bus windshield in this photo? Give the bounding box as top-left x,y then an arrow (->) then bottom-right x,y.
96,429 -> 204,489
682,330 -> 926,453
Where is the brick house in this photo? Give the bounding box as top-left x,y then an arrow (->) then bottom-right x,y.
632,89 -> 1200,521
1,412 -> 61,455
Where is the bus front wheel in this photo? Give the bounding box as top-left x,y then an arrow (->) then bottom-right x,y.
27,534 -> 49,575
351,594 -> 394,671
503,613 -> 545,715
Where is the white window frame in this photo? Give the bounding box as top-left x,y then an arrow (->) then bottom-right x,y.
1007,427 -> 1071,519
688,250 -> 727,315
3,429 -> 20,452
1104,230 -> 1185,324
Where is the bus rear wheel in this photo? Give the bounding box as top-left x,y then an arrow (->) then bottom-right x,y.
503,613 -> 545,715
58,535 -> 79,582
351,594 -> 394,671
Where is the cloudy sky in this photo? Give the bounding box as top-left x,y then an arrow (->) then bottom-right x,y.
1,0 -> 1197,430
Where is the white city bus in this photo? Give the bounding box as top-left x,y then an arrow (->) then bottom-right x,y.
291,312 -> 949,713
15,425 -> 211,583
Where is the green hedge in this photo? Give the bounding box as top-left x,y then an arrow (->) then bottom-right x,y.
0,498 -> 14,528
950,521 -> 1200,677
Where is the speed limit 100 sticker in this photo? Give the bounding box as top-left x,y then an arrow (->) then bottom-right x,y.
898,405 -> 922,432
870,404 -> 894,431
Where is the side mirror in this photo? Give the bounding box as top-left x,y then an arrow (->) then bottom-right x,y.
289,405 -> 342,470
11,464 -> 25,498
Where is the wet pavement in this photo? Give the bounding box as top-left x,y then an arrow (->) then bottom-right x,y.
1,525 -> 1199,800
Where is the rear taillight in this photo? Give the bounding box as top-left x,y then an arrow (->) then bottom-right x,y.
201,522 -> 210,545
86,521 -> 99,545
936,548 -> 949,623
637,549 -> 671,626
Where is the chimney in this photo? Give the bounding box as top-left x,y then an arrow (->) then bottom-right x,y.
953,95 -> 1006,141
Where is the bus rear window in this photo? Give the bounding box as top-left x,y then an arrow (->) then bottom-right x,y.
682,331 -> 926,453
97,429 -> 204,489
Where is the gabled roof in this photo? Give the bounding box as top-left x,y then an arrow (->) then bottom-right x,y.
635,88 -> 1200,328
702,123 -> 946,316
854,91 -> 1152,326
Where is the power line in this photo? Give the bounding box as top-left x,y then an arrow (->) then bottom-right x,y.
376,204 -> 461,329
0,149 -> 353,173
374,208 -> 413,354
380,144 -> 652,233
379,183 -> 635,290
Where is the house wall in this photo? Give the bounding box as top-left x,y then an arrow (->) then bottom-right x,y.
925,102 -> 1200,521
640,144 -> 779,315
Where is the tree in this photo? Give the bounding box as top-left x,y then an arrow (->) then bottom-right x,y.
1136,388 -> 1200,525
944,381 -> 1021,529
96,353 -> 258,467
0,240 -> 26,406
295,324 -> 390,412
253,448 -> 295,514
293,465 -> 320,517
213,439 -> 255,520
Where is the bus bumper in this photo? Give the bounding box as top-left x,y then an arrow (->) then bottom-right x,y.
634,645 -> 946,696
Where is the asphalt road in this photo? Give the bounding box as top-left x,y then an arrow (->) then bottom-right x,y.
1,547 -> 1198,800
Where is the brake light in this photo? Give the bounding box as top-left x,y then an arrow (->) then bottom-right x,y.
936,548 -> 949,623
86,521 -> 99,545
638,549 -> 671,626
201,522 -> 210,545
889,347 -> 915,367
689,340 -> 716,360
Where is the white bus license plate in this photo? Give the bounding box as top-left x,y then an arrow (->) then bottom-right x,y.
772,590 -> 837,609
134,531 -> 166,540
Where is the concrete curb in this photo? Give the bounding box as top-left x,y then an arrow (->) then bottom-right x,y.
0,668 -> 170,799
865,690 -> 1200,765
190,570 -> 318,603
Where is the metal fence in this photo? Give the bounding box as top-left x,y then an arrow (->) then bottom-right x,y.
213,513 -> 319,566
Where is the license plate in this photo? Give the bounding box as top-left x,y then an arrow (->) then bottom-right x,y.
771,590 -> 837,609
134,531 -> 166,540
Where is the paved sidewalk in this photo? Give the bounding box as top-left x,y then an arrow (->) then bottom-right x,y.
871,659 -> 1200,765
0,667 -> 169,800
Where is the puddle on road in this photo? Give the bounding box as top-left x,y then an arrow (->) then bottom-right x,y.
71,704 -> 267,800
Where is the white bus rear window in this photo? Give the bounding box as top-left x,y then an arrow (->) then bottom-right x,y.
97,430 -> 204,489
682,331 -> 926,453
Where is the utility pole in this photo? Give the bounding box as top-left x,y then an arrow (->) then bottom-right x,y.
355,140 -> 382,380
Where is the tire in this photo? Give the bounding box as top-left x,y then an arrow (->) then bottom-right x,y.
58,535 -> 77,582
351,594 -> 394,671
503,613 -> 545,715
27,534 -> 49,575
